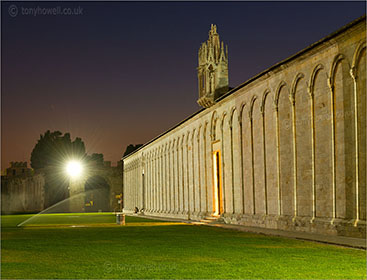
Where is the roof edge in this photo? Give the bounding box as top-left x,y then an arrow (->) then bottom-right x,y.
122,15 -> 366,161
215,15 -> 366,103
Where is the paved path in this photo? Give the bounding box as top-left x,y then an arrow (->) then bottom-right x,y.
129,213 -> 366,250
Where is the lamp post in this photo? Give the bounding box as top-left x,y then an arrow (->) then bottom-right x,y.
66,160 -> 83,179
65,160 -> 84,213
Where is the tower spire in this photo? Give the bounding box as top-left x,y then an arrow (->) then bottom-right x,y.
197,25 -> 229,108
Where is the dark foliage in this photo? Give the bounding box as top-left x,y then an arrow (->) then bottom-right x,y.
30,130 -> 86,208
86,153 -> 104,166
30,130 -> 86,170
123,144 -> 143,157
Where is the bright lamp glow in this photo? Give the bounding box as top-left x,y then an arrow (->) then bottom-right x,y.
66,160 -> 83,178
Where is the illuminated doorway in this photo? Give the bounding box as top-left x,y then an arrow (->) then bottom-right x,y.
213,150 -> 223,216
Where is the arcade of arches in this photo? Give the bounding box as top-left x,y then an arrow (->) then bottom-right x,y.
123,17 -> 366,238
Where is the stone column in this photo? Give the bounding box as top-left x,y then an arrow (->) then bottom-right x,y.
260,103 -> 268,215
180,138 -> 185,214
150,157 -> 153,212
171,142 -> 175,214
275,103 -> 282,216
167,145 -> 171,213
158,151 -> 161,213
350,66 -> 360,226
160,151 -> 164,213
249,102 -> 256,215
230,122 -> 235,214
290,94 -> 298,220
185,134 -> 190,216
153,155 -> 157,212
175,142 -> 180,214
163,148 -> 167,213
327,79 -> 337,224
239,117 -> 245,214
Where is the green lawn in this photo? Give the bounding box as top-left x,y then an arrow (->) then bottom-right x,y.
1,213 -> 366,279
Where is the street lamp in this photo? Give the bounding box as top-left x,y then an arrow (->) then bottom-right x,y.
65,160 -> 83,178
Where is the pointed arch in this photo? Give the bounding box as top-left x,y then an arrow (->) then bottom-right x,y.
274,81 -> 287,109
328,54 -> 345,89
332,52 -> 355,220
175,136 -> 181,214
309,64 -> 324,95
199,122 -> 206,214
249,96 -> 257,120
163,142 -> 169,213
185,131 -> 191,215
291,73 -> 305,102
204,120 -> 212,214
253,95 -> 266,214
210,111 -> 218,141
146,150 -> 151,212
313,63 -> 332,218
329,53 -> 351,221
171,138 -> 176,213
261,89 -> 271,114
290,72 -> 304,218
220,111 -> 228,129
352,40 -> 366,71
180,134 -> 186,214
157,146 -> 162,213
189,129 -> 196,215
263,88 -> 278,215
230,108 -> 242,214
278,81 -> 294,216
240,102 -> 247,124
222,112 -> 231,213
293,71 -> 312,218
229,106 -> 237,127
351,40 -> 366,221
194,126 -> 201,214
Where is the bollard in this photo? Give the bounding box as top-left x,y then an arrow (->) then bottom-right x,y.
116,213 -> 125,225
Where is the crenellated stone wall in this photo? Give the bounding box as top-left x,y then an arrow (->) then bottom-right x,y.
1,173 -> 45,214
68,164 -> 123,213
123,17 -> 366,238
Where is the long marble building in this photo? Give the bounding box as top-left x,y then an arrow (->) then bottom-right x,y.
122,17 -> 366,238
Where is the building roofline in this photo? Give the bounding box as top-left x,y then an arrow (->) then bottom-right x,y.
216,15 -> 366,103
121,107 -> 206,160
122,15 -> 366,161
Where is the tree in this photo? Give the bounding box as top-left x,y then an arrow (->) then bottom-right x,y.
31,130 -> 86,170
30,130 -> 86,209
123,144 -> 143,157
86,153 -> 104,166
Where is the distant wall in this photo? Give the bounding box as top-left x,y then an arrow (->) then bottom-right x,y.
68,166 -> 122,213
1,173 -> 45,214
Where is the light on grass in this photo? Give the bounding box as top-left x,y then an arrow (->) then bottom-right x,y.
66,160 -> 83,178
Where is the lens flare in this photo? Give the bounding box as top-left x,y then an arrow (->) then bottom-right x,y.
66,161 -> 83,178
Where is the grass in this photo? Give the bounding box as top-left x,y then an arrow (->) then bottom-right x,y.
1,213 -> 366,279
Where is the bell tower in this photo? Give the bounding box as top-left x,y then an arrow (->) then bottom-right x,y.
197,24 -> 229,108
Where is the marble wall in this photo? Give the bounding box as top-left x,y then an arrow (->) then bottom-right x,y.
123,18 -> 366,238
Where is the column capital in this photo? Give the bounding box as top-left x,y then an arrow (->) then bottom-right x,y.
350,66 -> 357,81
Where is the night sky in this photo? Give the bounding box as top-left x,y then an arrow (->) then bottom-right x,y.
1,1 -> 365,170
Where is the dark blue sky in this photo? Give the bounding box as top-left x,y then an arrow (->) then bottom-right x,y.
2,1 -> 365,168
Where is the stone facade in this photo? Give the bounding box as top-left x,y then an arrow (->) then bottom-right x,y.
1,173 -> 45,214
123,17 -> 366,238
68,162 -> 123,213
6,162 -> 32,178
